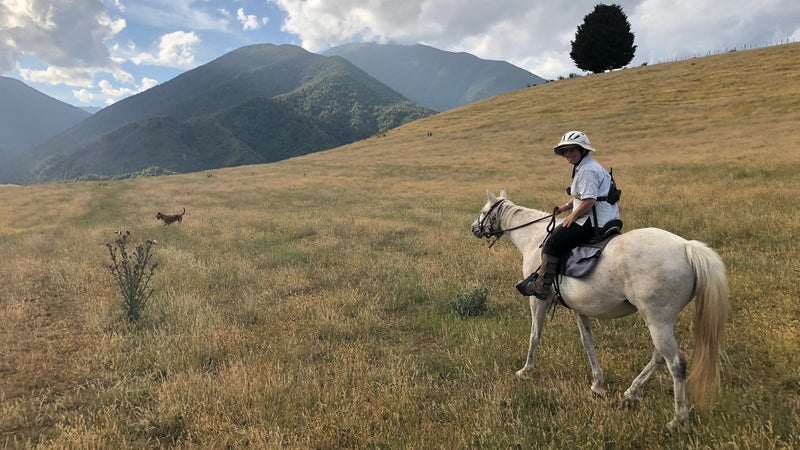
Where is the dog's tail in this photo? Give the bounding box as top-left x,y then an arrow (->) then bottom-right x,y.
181,207 -> 186,216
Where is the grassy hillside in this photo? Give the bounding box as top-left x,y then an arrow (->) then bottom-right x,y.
1,43 -> 798,448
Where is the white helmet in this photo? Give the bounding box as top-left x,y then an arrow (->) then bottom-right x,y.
554,130 -> 596,155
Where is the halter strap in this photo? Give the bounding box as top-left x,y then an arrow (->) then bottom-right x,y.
479,199 -> 555,247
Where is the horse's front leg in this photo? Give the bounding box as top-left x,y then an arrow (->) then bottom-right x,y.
574,312 -> 605,397
516,297 -> 549,379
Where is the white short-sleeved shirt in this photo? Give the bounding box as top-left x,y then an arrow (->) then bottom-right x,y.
570,156 -> 620,227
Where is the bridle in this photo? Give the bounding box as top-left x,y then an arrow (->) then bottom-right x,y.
477,199 -> 556,248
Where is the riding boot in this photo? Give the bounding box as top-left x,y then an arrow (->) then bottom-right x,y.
516,254 -> 559,299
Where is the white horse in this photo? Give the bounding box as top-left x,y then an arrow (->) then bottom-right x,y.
471,189 -> 729,429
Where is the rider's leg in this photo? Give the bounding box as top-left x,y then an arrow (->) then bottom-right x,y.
527,252 -> 559,299
516,220 -> 593,298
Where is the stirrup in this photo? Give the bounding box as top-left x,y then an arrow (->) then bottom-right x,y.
516,273 -> 551,299
515,273 -> 538,296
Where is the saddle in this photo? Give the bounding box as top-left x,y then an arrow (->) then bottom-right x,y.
560,219 -> 623,278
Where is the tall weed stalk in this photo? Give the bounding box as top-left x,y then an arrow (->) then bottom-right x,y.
106,230 -> 158,322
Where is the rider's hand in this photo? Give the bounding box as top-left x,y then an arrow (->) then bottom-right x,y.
562,214 -> 575,227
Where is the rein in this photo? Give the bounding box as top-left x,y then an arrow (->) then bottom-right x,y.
479,199 -> 556,248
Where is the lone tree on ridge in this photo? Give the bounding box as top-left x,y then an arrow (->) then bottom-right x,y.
570,3 -> 637,73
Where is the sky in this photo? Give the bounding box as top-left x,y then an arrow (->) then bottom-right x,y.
2,0 -> 799,108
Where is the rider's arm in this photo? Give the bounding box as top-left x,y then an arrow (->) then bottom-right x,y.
556,199 -> 573,214
563,198 -> 596,227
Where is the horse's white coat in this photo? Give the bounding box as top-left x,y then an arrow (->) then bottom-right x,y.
471,190 -> 729,429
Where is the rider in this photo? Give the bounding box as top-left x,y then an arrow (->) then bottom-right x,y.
518,131 -> 620,299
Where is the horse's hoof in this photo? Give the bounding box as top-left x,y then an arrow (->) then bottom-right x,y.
515,369 -> 531,380
666,417 -> 687,432
621,393 -> 638,408
591,386 -> 606,398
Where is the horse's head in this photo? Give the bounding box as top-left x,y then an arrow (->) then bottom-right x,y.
471,188 -> 508,244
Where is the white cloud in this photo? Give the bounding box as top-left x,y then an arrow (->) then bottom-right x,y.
99,79 -> 137,98
94,76 -> 160,105
140,77 -> 159,91
4,0 -> 800,106
110,67 -> 136,85
72,88 -> 95,104
18,65 -> 96,87
131,31 -> 201,69
272,0 -> 800,79
237,8 -> 266,31
630,0 -> 800,63
0,0 -> 125,73
121,0 -> 230,32
111,0 -> 126,13
271,0 -> 614,77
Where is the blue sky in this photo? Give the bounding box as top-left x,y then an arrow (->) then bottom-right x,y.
2,0 -> 799,108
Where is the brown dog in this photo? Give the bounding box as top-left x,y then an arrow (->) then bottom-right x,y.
156,207 -> 185,226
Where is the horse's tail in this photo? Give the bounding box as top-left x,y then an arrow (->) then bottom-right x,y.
684,240 -> 730,410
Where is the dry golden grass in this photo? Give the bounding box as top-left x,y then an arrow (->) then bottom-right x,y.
1,43 -> 799,448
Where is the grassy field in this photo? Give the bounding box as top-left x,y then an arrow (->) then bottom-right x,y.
1,43 -> 799,448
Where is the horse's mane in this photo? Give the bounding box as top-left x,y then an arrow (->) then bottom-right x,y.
499,197 -> 553,223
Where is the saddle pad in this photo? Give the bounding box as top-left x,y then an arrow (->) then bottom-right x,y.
561,229 -> 621,278
563,245 -> 603,278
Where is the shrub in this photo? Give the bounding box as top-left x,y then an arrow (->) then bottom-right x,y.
106,230 -> 158,322
450,286 -> 490,319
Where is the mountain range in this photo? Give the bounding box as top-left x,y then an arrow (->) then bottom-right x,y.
0,43 -> 545,184
0,77 -> 90,161
325,43 -> 545,111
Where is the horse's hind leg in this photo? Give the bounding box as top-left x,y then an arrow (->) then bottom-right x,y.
648,324 -> 688,429
623,349 -> 664,403
574,312 -> 605,397
516,298 -> 550,379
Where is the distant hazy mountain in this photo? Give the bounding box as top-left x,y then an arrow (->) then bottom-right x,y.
324,43 -> 546,111
2,44 -> 434,184
0,76 -> 90,161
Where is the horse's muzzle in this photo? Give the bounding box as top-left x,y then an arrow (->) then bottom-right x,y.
470,221 -> 484,238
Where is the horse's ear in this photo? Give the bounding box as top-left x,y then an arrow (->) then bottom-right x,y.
499,187 -> 508,198
487,190 -> 498,203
